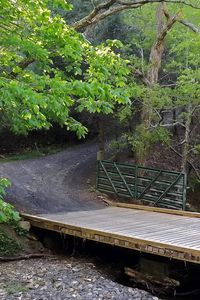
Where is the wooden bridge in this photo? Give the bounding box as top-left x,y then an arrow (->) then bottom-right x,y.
22,202 -> 200,265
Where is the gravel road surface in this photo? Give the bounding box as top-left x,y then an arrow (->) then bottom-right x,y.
0,257 -> 159,300
0,141 -> 105,214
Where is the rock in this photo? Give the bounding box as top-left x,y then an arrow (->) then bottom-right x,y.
19,221 -> 31,231
0,257 -> 159,300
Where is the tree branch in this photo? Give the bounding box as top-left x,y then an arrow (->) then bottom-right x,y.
180,20 -> 200,34
72,0 -> 200,31
117,0 -> 200,9
118,0 -> 200,9
147,6 -> 181,86
163,7 -> 200,34
0,253 -> 52,262
150,121 -> 185,128
10,58 -> 35,78
156,11 -> 181,46
73,0 -> 117,30
129,66 -> 150,85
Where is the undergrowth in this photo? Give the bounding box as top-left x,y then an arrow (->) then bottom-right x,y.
0,228 -> 22,256
0,178 -> 23,256
0,144 -> 67,163
0,178 -> 20,223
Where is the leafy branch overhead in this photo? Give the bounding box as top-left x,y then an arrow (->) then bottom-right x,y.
0,0 -> 130,138
0,0 -> 200,177
72,0 -> 200,31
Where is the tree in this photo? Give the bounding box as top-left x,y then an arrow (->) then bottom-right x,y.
66,0 -> 200,166
72,0 -> 200,31
0,0 -> 130,138
171,70 -> 200,174
1,0 -> 199,173
0,0 -> 132,214
98,2 -> 200,175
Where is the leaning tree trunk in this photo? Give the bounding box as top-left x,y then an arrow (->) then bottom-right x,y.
136,4 -> 180,165
137,4 -> 166,165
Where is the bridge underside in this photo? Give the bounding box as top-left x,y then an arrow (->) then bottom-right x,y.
22,204 -> 200,265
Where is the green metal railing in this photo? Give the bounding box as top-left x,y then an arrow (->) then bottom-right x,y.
97,160 -> 187,210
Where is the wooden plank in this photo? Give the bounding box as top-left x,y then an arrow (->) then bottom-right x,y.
21,209 -> 200,264
26,208 -> 200,240
106,201 -> 200,218
19,199 -> 200,266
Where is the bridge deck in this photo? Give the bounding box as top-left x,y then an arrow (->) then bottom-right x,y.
22,204 -> 200,264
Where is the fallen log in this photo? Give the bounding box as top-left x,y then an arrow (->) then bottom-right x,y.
0,253 -> 52,262
125,267 -> 180,287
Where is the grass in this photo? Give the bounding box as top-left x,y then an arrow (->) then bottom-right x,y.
5,283 -> 29,295
0,144 -> 67,162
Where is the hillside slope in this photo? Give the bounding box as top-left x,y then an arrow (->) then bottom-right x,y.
0,141 -> 105,214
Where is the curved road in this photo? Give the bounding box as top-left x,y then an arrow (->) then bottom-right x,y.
0,141 -> 105,214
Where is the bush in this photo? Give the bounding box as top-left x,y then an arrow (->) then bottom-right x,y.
0,178 -> 20,223
0,228 -> 22,256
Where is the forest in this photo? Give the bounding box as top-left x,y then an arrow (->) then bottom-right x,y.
0,1 -> 200,298
1,0 -> 200,211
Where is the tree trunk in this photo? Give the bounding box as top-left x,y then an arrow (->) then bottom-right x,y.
147,4 -> 166,87
181,105 -> 192,174
142,2 -> 168,120
97,117 -> 105,160
172,108 -> 178,136
137,4 -> 166,165
137,4 -> 179,165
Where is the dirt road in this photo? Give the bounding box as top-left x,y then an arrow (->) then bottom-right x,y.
0,141 -> 105,214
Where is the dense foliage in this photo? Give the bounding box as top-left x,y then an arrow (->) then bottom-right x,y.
0,0 -> 200,215
0,0 -> 130,138
0,178 -> 20,223
76,2 -> 199,174
118,4 -> 200,170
